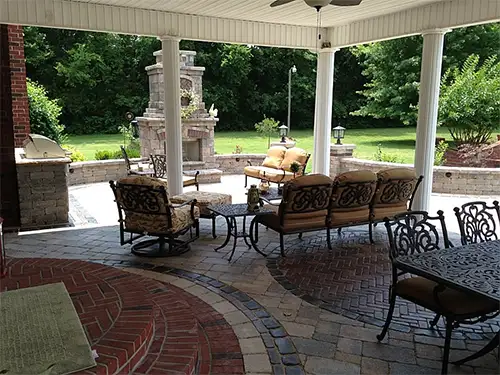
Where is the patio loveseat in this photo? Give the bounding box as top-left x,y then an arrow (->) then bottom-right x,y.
250,168 -> 423,256
244,145 -> 310,187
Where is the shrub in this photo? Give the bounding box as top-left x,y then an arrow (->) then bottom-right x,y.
255,116 -> 279,148
434,141 -> 448,166
439,55 -> 500,144
27,78 -> 66,144
61,145 -> 85,162
373,144 -> 404,163
232,145 -> 243,154
95,150 -> 114,160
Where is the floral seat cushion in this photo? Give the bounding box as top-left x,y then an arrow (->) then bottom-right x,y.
125,205 -> 199,234
171,191 -> 232,216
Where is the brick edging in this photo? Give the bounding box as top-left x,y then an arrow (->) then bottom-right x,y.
92,260 -> 305,375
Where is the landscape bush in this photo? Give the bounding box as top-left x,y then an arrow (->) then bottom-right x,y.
61,145 -> 85,162
94,150 -> 114,160
373,144 -> 404,164
27,78 -> 66,144
439,55 -> 500,144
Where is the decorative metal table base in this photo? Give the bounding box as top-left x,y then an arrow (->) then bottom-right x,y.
215,216 -> 259,262
131,238 -> 191,257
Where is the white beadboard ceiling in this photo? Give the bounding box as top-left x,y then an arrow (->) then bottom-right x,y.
70,0 -> 443,27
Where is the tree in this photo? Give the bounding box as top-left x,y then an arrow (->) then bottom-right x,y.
255,116 -> 280,148
439,55 -> 500,144
353,24 -> 500,126
27,78 -> 66,144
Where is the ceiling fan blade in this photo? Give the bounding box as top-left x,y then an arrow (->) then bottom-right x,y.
330,0 -> 362,6
270,0 -> 297,7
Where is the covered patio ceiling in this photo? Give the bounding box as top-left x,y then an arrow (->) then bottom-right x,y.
1,0 -> 499,49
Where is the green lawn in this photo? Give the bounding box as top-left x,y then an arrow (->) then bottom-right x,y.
67,127 -> 456,163
215,127 -> 454,164
66,133 -> 128,160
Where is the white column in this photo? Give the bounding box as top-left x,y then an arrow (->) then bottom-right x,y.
413,30 -> 449,211
312,48 -> 338,175
161,36 -> 183,196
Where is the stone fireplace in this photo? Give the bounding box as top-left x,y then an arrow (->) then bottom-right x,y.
137,50 -> 218,171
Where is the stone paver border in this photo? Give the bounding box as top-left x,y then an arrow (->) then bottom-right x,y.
95,259 -> 306,375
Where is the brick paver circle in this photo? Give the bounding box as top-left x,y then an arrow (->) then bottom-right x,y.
267,231 -> 500,339
1,258 -> 245,375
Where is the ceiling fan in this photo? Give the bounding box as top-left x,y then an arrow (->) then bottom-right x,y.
269,0 -> 363,49
270,0 -> 362,10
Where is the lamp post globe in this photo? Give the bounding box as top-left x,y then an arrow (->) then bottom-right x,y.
333,126 -> 346,145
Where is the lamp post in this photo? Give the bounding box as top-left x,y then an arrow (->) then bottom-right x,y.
333,126 -> 346,145
288,65 -> 297,134
279,124 -> 289,143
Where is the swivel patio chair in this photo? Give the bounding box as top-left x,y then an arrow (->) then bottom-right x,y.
150,154 -> 200,190
379,211 -> 498,375
453,200 -> 500,245
109,176 -> 199,257
250,174 -> 333,257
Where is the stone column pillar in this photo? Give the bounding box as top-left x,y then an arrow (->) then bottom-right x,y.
330,144 -> 356,177
413,29 -> 449,211
161,36 -> 183,195
313,48 -> 338,175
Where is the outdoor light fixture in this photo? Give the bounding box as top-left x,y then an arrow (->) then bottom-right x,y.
279,124 -> 289,143
333,126 -> 346,145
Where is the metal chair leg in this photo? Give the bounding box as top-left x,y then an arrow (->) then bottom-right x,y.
377,291 -> 396,341
279,233 -> 285,257
298,233 -> 303,239
442,319 -> 453,375
337,227 -> 342,236
326,227 -> 332,250
430,314 -> 441,327
369,222 -> 374,244
244,175 -> 248,187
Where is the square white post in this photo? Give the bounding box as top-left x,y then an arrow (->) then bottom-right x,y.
312,48 -> 338,175
413,29 -> 449,211
161,36 -> 183,195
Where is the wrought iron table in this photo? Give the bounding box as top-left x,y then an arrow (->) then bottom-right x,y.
395,240 -> 500,366
208,204 -> 275,262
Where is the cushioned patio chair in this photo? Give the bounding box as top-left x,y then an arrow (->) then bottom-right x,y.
109,176 -> 199,257
150,154 -> 200,190
453,200 -> 500,245
121,145 -> 154,176
244,146 -> 310,187
327,170 -> 378,247
369,168 -> 423,243
379,211 -> 498,375
249,174 -> 333,257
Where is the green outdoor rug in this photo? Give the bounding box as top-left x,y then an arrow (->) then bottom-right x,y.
0,282 -> 97,375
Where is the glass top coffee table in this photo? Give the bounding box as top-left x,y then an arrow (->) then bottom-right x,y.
208,203 -> 275,262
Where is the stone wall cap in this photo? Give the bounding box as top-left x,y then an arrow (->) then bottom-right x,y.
16,156 -> 72,165
330,144 -> 356,150
215,154 -> 266,159
153,50 -> 197,57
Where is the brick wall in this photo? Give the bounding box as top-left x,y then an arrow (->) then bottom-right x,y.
7,25 -> 30,147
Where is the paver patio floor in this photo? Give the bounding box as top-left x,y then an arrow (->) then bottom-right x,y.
3,175 -> 499,374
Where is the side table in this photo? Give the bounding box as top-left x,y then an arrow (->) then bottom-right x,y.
208,204 -> 274,262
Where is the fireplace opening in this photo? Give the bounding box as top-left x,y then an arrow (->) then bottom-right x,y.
183,140 -> 201,161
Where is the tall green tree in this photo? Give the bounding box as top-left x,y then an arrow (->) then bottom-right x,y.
24,28 -> 159,134
353,24 -> 500,126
